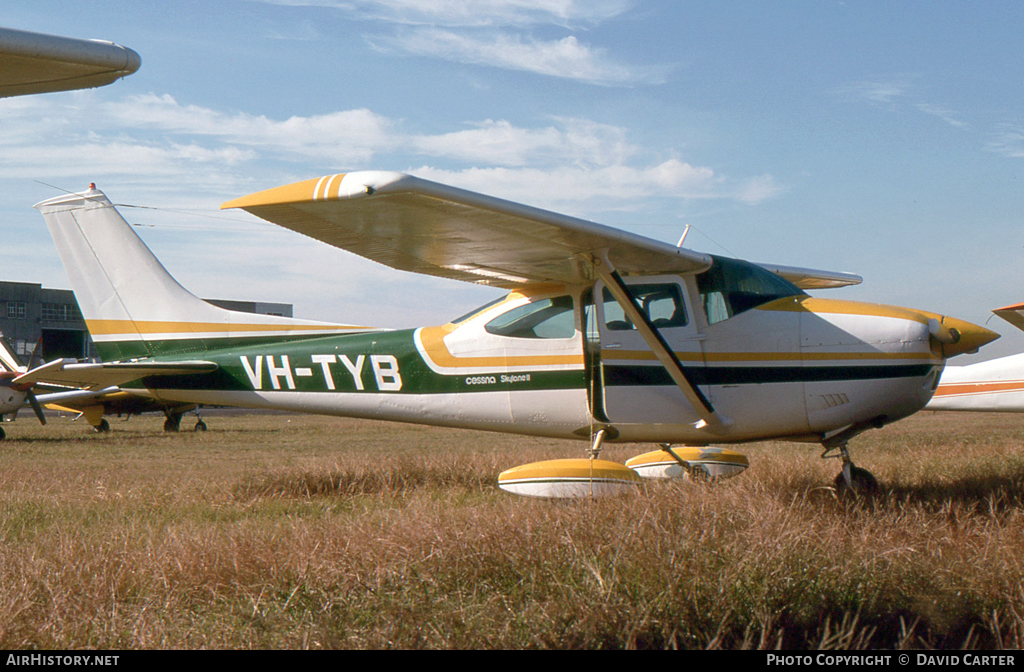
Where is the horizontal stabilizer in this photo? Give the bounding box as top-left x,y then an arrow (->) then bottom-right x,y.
14,359 -> 218,390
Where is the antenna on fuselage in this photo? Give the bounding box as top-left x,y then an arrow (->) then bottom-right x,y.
676,224 -> 691,248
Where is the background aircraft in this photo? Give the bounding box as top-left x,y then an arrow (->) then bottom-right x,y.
27,174 -> 997,494
0,334 -> 46,440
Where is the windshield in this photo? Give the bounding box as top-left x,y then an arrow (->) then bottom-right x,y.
696,255 -> 805,324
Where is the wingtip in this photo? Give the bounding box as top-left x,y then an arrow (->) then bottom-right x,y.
220,177 -> 326,211
220,171 -> 418,211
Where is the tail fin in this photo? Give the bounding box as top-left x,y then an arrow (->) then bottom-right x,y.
35,186 -> 373,361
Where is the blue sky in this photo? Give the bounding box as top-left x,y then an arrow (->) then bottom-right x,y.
2,1 -> 1023,361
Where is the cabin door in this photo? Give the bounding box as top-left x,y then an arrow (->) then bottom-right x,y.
592,275 -> 709,425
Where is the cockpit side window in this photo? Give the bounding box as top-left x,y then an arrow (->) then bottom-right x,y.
696,255 -> 805,325
484,296 -> 576,339
601,283 -> 688,331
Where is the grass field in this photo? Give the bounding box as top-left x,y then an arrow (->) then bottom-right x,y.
1,409 -> 1023,649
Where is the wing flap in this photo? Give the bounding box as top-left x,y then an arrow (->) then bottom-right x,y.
223,171 -> 713,288
14,359 -> 218,390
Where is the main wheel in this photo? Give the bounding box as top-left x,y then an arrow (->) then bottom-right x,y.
94,419 -> 110,433
0,425 -> 5,441
834,465 -> 879,494
163,416 -> 181,432
687,463 -> 712,482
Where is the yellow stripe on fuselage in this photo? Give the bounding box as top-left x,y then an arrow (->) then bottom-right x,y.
758,296 -> 937,323
416,326 -> 585,369
606,350 -> 939,363
86,319 -> 370,337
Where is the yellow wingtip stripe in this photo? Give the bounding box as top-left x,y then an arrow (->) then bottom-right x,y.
220,175 -> 347,210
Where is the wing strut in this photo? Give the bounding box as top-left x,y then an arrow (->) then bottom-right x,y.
590,250 -> 733,432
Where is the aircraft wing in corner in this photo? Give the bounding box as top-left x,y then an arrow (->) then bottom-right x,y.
0,26 -> 140,98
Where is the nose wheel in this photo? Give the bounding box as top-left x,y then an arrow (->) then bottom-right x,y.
823,442 -> 879,494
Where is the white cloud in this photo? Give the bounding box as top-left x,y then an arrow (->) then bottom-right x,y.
986,124 -> 1024,158
103,94 -> 396,163
0,92 -> 772,214
408,159 -> 728,211
410,117 -> 634,167
837,80 -> 908,105
916,103 -> 969,129
255,0 -> 661,86
252,0 -> 633,27
381,28 -> 668,85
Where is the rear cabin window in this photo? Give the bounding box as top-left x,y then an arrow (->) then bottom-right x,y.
601,283 -> 688,331
696,255 -> 804,325
484,296 -> 576,339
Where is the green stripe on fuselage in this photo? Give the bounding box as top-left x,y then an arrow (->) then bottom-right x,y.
125,328 -> 587,395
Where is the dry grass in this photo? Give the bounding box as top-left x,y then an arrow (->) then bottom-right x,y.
1,410 -> 1024,649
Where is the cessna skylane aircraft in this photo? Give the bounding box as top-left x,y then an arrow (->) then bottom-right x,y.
22,172 -> 998,495
926,302 -> 1024,412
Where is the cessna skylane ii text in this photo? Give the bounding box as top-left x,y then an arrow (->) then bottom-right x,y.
20,172 -> 997,495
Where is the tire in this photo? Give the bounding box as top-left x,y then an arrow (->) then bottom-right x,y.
834,466 -> 879,494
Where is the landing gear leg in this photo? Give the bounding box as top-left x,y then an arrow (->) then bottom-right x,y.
587,428 -> 608,460
657,443 -> 713,482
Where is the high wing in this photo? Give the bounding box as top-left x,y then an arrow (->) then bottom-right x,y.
14,359 -> 218,391
222,171 -> 859,289
0,26 -> 140,98
222,171 -> 713,287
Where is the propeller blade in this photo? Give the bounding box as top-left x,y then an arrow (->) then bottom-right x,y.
27,391 -> 46,425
